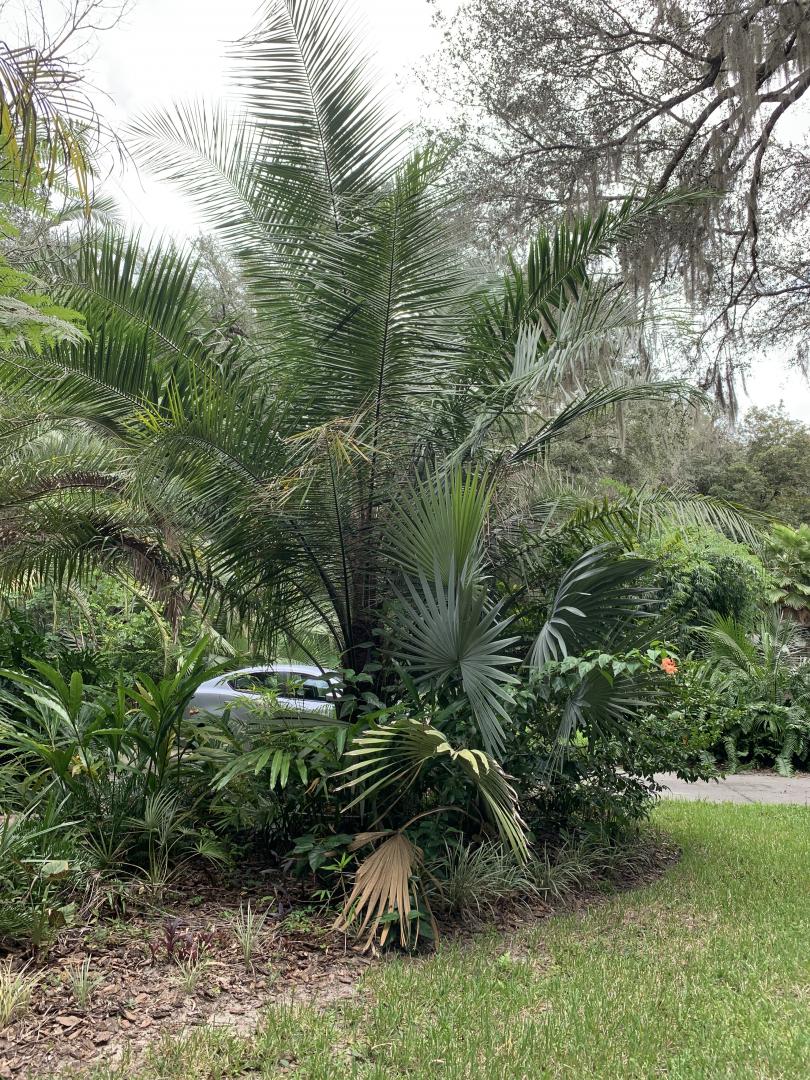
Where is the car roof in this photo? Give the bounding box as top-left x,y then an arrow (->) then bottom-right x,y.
222,663 -> 336,678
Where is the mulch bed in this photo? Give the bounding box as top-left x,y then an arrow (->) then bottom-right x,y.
0,866 -> 373,1079
1,835 -> 681,1079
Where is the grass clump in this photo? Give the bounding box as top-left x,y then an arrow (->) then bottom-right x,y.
65,956 -> 103,1009
232,902 -> 271,969
0,960 -> 38,1028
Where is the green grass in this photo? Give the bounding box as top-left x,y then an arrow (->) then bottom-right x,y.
84,803 -> 810,1079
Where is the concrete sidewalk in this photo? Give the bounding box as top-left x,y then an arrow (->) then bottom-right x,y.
654,771 -> 810,805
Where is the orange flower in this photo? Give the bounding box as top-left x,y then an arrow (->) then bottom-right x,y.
661,657 -> 678,676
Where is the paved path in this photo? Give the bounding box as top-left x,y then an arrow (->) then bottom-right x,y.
654,771 -> 810,805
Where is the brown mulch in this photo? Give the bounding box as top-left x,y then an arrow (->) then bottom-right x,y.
0,835 -> 681,1079
0,866 -> 373,1079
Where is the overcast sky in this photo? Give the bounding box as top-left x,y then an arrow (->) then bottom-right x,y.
84,0 -> 447,233
14,0 -> 810,420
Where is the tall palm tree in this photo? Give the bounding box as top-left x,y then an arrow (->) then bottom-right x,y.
0,0 -> 761,943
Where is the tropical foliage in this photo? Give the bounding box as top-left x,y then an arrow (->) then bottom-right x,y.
767,523 -> 810,617
694,613 -> 810,777
0,0 -> 793,953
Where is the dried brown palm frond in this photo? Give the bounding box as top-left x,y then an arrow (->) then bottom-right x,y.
334,829 -> 434,951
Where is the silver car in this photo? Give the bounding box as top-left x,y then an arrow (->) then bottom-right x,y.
188,663 -> 341,726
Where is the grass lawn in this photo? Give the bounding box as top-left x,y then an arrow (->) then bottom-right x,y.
86,802 -> 810,1080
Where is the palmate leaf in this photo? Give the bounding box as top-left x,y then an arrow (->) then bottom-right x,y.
334,830 -> 424,950
554,663 -> 667,752
389,571 -> 519,756
338,715 -> 527,859
529,545 -> 655,668
386,465 -> 491,584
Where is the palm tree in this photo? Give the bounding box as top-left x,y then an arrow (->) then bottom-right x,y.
0,0 -> 760,943
0,29 -> 98,352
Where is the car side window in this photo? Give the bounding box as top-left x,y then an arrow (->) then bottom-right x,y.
301,677 -> 331,701
277,673 -> 331,701
227,671 -> 334,701
229,674 -> 265,692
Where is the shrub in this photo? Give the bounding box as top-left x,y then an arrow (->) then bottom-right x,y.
695,612 -> 810,775
0,644 -> 232,948
506,648 -> 720,843
637,527 -> 772,650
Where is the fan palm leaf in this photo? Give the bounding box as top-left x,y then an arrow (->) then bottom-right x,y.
338,714 -> 527,857
529,545 -> 655,668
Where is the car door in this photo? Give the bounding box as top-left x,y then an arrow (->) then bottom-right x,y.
274,671 -> 336,718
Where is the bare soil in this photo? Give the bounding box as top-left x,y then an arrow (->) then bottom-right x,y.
1,866 -> 372,1078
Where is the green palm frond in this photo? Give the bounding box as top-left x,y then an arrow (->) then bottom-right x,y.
387,465 -> 491,584
504,477 -> 766,552
128,0 -> 401,256
472,190 -> 702,365
530,545 -> 655,668
230,0 -> 403,221
339,715 -> 527,857
698,611 -> 803,710
389,571 -> 519,756
126,101 -> 274,251
699,615 -> 758,675
510,379 -> 702,463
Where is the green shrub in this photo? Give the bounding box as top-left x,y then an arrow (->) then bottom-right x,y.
0,643 -> 232,947
506,648 -> 720,842
637,528 -> 771,650
694,612 -> 810,775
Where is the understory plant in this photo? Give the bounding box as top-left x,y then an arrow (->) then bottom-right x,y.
0,644 -> 232,946
696,611 -> 810,775
0,960 -> 38,1028
767,523 -> 810,619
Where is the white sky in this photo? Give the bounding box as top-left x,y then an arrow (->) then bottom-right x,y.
13,0 -> 810,421
88,0 -> 446,235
